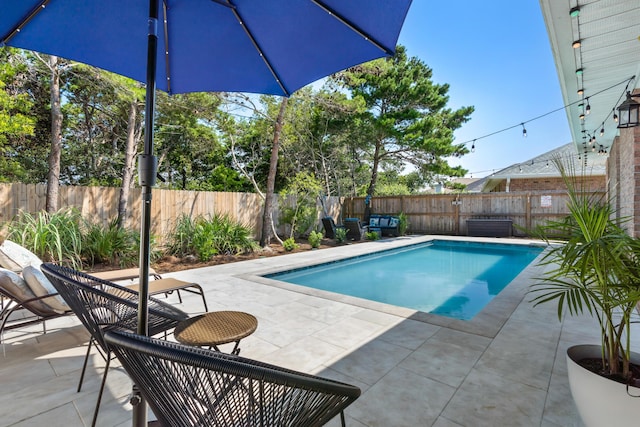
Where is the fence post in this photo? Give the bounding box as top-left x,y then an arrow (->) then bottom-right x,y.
526,192 -> 531,232
454,195 -> 460,235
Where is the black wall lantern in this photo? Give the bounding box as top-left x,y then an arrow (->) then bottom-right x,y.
617,92 -> 640,128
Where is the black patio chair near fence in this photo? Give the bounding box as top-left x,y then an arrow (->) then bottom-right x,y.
322,216 -> 345,239
344,218 -> 368,241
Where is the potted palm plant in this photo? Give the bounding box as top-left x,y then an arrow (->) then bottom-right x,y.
530,160 -> 640,426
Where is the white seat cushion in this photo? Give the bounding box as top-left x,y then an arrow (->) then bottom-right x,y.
0,268 -> 54,314
22,265 -> 70,314
0,240 -> 42,273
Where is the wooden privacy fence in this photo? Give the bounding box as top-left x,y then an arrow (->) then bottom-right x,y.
0,183 -> 596,241
0,183 -> 267,242
342,191 -> 603,236
0,183 -> 344,243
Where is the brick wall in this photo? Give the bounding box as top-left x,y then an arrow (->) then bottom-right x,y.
609,109 -> 640,237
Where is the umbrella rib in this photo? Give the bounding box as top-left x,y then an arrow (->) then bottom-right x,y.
210,0 -> 236,8
311,0 -> 395,55
228,6 -> 290,96
162,1 -> 172,93
1,0 -> 51,45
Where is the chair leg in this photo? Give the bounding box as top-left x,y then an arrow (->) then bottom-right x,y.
78,339 -> 93,392
340,410 -> 346,427
91,354 -> 111,427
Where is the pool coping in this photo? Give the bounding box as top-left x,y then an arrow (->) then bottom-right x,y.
239,235 -> 550,338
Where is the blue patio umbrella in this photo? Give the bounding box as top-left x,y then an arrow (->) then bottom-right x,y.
0,1 -> 411,423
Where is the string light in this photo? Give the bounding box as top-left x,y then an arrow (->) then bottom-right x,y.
600,127 -> 604,136
521,123 -> 527,137
457,76 -> 634,150
471,140 -> 475,153
585,97 -> 591,114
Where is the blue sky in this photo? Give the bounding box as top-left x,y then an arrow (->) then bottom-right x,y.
397,1 -> 571,178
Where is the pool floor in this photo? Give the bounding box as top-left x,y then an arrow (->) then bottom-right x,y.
266,240 -> 543,320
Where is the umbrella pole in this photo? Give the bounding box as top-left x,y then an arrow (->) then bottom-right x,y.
133,1 -> 160,426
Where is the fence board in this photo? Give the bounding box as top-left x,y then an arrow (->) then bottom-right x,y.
343,191 -> 603,236
0,183 -> 599,241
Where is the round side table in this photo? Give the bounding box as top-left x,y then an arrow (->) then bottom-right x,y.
174,311 -> 257,355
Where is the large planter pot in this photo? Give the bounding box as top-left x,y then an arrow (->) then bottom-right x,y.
566,344 -> 640,427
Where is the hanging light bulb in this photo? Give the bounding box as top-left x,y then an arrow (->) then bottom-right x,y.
613,109 -> 619,123
471,140 -> 475,153
579,113 -> 585,120
577,88 -> 584,96
521,123 -> 527,137
600,127 -> 604,136
585,98 -> 591,115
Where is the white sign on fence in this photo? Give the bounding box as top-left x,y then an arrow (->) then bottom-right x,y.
541,195 -> 552,208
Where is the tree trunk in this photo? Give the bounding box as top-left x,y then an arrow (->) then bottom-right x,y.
46,55 -> 62,213
366,139 -> 382,197
117,100 -> 141,228
260,97 -> 288,247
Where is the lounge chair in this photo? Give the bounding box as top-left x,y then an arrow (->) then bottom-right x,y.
41,263 -> 188,427
344,218 -> 368,240
105,329 -> 361,427
91,268 -> 208,311
0,267 -> 72,341
0,239 -> 208,311
321,216 -> 345,239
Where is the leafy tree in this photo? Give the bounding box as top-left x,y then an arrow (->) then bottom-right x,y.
0,51 -> 35,182
154,92 -> 244,190
279,171 -> 322,238
332,45 -> 474,197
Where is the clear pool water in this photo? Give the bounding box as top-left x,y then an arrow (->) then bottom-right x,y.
265,240 -> 543,320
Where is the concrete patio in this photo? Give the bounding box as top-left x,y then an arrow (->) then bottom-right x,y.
2,235 -> 633,426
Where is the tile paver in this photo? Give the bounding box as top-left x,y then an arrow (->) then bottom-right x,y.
1,235 -> 601,426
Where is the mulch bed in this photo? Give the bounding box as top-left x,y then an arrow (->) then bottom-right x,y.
89,238 -> 362,275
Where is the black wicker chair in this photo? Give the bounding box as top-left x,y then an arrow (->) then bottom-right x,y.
105,330 -> 361,427
321,217 -> 345,240
343,218 -> 368,241
41,263 -> 189,427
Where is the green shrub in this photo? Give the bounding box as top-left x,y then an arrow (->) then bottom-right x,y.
366,231 -> 380,241
335,227 -> 347,243
6,208 -> 84,269
82,218 -> 143,267
308,230 -> 323,248
166,213 -> 258,262
165,214 -> 197,256
398,212 -> 409,235
283,237 -> 299,251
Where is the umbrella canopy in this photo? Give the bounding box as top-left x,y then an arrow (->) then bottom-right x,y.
1,2 -> 411,423
2,0 -> 411,96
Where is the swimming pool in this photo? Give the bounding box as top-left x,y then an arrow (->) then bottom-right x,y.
265,240 -> 543,320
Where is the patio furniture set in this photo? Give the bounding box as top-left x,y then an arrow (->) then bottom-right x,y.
322,214 -> 400,240
0,239 -> 360,426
